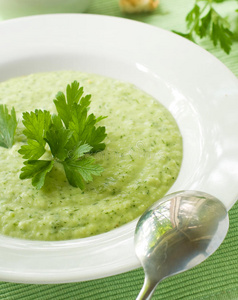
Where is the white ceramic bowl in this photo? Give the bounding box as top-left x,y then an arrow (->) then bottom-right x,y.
0,14 -> 238,284
0,0 -> 92,19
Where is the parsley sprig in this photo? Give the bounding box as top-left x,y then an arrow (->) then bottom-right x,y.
173,0 -> 237,54
18,81 -> 107,190
0,104 -> 17,149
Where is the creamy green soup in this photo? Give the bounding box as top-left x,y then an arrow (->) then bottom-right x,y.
0,71 -> 182,241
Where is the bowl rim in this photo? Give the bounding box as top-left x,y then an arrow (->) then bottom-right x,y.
0,13 -> 238,284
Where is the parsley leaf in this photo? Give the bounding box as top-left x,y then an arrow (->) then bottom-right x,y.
18,139 -> 46,160
69,110 -> 107,152
18,110 -> 51,160
54,81 -> 107,152
63,157 -> 104,190
22,110 -> 51,145
68,143 -> 93,160
44,115 -> 73,161
210,8 -> 233,54
54,81 -> 86,128
19,81 -> 107,190
19,160 -> 54,190
173,0 -> 235,54
0,104 -> 17,148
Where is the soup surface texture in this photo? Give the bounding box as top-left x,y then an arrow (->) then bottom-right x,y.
0,71 -> 183,241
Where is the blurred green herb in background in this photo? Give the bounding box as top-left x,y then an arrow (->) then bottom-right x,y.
173,0 -> 238,54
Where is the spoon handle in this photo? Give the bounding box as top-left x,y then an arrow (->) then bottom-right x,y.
136,276 -> 158,300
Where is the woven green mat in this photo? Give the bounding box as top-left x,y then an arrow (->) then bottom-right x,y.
0,0 -> 238,299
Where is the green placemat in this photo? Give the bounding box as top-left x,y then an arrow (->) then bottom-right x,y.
0,0 -> 238,299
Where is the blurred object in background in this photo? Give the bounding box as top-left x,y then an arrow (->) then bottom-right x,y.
119,0 -> 159,13
0,0 -> 93,19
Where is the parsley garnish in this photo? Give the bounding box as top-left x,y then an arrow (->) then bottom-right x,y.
0,104 -> 17,148
18,81 -> 107,190
173,0 -> 236,54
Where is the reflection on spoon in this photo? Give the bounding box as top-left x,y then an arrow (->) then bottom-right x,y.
135,190 -> 229,300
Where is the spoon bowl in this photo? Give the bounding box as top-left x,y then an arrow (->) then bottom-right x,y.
135,190 -> 229,300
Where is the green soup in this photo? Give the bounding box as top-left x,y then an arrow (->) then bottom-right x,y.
0,71 -> 183,241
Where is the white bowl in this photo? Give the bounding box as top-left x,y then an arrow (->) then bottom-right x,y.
0,14 -> 238,284
0,0 -> 92,19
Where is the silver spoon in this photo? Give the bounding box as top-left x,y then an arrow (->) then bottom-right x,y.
135,190 -> 229,300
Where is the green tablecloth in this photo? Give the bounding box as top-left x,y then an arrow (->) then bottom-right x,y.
0,0 -> 238,299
